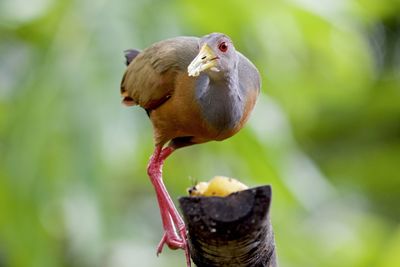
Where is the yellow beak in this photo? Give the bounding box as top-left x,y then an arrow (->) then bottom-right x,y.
187,44 -> 219,77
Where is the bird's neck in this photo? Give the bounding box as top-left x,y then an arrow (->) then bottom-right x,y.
208,67 -> 239,86
209,68 -> 241,101
196,68 -> 245,132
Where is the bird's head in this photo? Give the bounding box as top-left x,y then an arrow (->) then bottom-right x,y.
188,33 -> 238,77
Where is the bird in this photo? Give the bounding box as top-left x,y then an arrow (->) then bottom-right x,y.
120,32 -> 260,267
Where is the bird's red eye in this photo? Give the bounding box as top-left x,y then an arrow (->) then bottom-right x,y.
218,42 -> 228,52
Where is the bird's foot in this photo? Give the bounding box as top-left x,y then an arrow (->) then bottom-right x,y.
156,231 -> 185,255
179,225 -> 191,267
165,198 -> 191,267
156,227 -> 191,267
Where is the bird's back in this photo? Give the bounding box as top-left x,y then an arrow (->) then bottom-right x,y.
121,37 -> 199,110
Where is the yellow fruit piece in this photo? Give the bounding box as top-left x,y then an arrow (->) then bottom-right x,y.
188,176 -> 248,197
188,182 -> 209,196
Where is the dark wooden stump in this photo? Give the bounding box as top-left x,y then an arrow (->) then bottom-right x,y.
179,185 -> 277,267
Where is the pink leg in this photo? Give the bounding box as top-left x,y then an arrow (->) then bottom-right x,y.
147,146 -> 191,267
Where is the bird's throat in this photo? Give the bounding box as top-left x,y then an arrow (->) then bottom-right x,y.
195,70 -> 244,133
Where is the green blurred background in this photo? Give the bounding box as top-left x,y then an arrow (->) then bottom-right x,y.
1,0 -> 400,266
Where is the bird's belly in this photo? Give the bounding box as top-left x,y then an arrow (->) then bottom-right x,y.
149,74 -> 221,145
148,73 -> 255,146
150,97 -> 247,146
150,102 -> 220,145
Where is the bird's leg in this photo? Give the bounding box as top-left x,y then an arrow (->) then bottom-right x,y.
147,146 -> 191,267
158,147 -> 186,227
157,148 -> 190,262
154,190 -> 184,254
148,147 -> 181,249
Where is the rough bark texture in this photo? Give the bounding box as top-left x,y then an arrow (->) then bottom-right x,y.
179,185 -> 277,267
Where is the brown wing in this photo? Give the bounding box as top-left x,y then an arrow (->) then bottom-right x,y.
120,37 -> 199,110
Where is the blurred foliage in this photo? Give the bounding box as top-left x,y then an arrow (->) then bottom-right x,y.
1,0 -> 400,267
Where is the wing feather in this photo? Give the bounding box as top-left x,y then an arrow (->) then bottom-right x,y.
120,37 -> 199,110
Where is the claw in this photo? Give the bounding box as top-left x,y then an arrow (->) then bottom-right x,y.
156,233 -> 167,256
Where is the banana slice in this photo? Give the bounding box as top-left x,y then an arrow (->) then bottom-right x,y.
188,176 -> 248,197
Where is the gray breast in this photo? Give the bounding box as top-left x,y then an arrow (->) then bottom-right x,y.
195,74 -> 245,132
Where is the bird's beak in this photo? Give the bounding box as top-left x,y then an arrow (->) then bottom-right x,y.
188,44 -> 219,77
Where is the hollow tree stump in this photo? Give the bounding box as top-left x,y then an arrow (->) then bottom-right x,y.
179,185 -> 277,267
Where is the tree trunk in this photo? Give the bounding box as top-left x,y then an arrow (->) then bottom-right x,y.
179,185 -> 277,267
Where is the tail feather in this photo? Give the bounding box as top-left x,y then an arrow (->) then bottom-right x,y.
124,49 -> 140,66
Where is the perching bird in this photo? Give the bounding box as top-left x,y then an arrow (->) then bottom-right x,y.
120,32 -> 260,267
